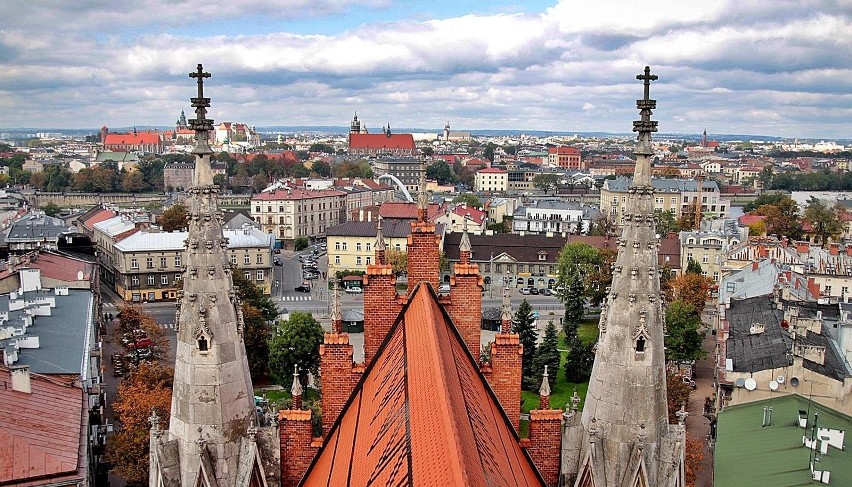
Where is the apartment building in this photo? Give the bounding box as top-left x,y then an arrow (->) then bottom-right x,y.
110,226 -> 273,301
511,200 -> 598,235
369,158 -> 425,193
600,177 -> 729,223
547,146 -> 583,170
679,219 -> 747,282
251,189 -> 347,244
326,219 -> 443,274
474,167 -> 508,192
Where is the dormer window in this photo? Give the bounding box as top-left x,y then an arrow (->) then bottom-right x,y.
538,251 -> 547,261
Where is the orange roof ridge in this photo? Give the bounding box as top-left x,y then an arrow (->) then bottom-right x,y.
279,409 -> 312,421
495,333 -> 521,345
300,283 -> 545,486
529,410 -> 564,421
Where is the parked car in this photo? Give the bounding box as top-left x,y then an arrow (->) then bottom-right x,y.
295,284 -> 311,293
345,287 -> 363,294
681,375 -> 697,389
529,287 -> 540,295
520,287 -> 531,295
274,258 -> 283,266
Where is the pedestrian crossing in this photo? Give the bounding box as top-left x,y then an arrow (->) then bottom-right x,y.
281,296 -> 313,301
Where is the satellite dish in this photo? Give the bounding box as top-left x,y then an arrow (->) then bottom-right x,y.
777,375 -> 785,384
744,378 -> 757,391
735,378 -> 745,388
769,380 -> 779,391
790,377 -> 800,387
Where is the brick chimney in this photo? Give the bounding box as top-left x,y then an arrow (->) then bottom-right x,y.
830,242 -> 839,255
407,170 -> 441,293
363,219 -> 402,365
278,409 -> 320,487
319,333 -> 361,436
488,333 -> 523,431
796,241 -> 810,254
447,223 -> 482,357
524,409 -> 563,486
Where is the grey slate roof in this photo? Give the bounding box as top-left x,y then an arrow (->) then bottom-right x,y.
326,219 -> 442,238
5,214 -> 71,243
0,289 -> 94,377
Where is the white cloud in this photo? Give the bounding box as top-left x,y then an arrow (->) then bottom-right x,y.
582,103 -> 595,110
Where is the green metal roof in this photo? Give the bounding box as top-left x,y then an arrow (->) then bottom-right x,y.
715,394 -> 852,487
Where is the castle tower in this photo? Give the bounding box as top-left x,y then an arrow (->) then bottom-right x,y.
149,65 -> 273,487
562,67 -> 685,487
349,112 -> 361,134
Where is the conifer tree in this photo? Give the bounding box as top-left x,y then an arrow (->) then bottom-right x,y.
563,271 -> 585,340
533,320 -> 561,388
565,335 -> 596,383
512,299 -> 538,388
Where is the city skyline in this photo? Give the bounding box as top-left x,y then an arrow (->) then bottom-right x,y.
1,1 -> 850,139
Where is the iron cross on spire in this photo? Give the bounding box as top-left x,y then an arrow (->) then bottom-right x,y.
636,66 -> 657,103
190,64 -> 210,100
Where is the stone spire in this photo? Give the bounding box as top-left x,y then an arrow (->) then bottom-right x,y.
538,365 -> 551,409
330,279 -> 342,333
459,216 -> 472,264
417,167 -> 428,222
291,365 -> 303,410
566,66 -> 684,487
500,284 -> 513,333
151,65 -> 267,487
374,216 -> 386,264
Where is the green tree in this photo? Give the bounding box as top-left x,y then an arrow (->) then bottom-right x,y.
532,174 -> 560,195
232,273 -> 278,379
426,161 -> 457,185
268,312 -> 325,385
294,236 -> 309,251
213,173 -> 229,191
385,249 -> 407,275
556,242 -> 603,302
308,143 -> 335,154
753,195 -> 801,239
311,160 -> 332,178
685,259 -> 703,275
758,164 -> 774,190
743,193 -> 790,212
532,320 -> 560,388
654,209 -> 680,236
121,170 -> 147,192
452,193 -> 481,208
562,271 -> 585,339
290,164 -> 310,178
512,299 -> 538,389
41,202 -> 61,217
664,300 -> 707,362
564,336 -> 595,383
161,204 -> 188,232
483,142 -> 498,162
803,196 -> 843,245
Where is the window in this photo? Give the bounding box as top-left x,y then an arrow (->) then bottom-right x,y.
713,272 -> 719,281
356,242 -> 362,251
256,254 -> 263,264
825,285 -> 832,295
267,206 -> 272,213
538,252 -> 547,261
147,275 -> 155,286
230,254 -> 237,265
255,206 -> 260,213
335,241 -> 341,250
174,255 -> 181,267
244,271 -> 251,280
843,287 -> 849,296
160,257 -> 167,268
244,254 -> 250,265
342,242 -> 347,251
671,197 -> 677,205
161,275 -> 168,285
131,276 -> 139,286
279,217 -> 284,224
256,270 -> 264,281
636,336 -> 646,353
356,256 -> 362,265
175,274 -> 182,282
366,243 -> 371,252
335,256 -> 340,265
279,206 -> 284,212
366,256 -> 371,265
146,257 -> 153,269
395,243 -> 401,251
518,264 -> 525,273
702,254 -> 709,264
197,336 -> 208,352
131,258 -> 138,269
687,252 -> 693,261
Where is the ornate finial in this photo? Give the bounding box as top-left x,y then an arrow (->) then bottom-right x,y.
539,365 -> 551,397
291,365 -> 303,398
571,387 -> 581,411
676,402 -> 689,426
500,285 -> 513,323
330,279 -> 342,325
459,215 -> 472,256
417,167 -> 428,214
188,64 -> 213,156
375,215 -> 386,252
247,418 -> 258,443
149,408 -> 161,431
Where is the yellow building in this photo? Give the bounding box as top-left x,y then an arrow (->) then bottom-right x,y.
251,188 -> 347,245
326,219 -> 443,274
111,227 -> 273,301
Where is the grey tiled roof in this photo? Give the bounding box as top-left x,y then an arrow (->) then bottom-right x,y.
326,219 -> 442,238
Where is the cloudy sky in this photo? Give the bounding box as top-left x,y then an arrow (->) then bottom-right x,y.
1,0 -> 850,138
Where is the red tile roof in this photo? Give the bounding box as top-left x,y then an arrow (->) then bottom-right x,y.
80,208 -> 115,231
738,214 -> 766,226
547,146 -> 580,154
348,133 -> 415,150
25,252 -> 94,283
477,167 -> 506,174
302,284 -> 545,487
103,132 -> 161,145
251,189 -> 346,201
0,367 -> 85,485
452,205 -> 487,224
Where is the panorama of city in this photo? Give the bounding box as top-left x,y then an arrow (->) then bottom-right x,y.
1,3 -> 851,487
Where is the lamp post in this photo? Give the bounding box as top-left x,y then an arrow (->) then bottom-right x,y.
490,252 -> 494,298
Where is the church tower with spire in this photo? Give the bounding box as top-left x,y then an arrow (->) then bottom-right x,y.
561,67 -> 685,487
149,65 -> 276,487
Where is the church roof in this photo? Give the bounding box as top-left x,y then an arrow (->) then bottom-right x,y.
300,283 -> 545,487
348,133 -> 415,150
103,132 -> 161,145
